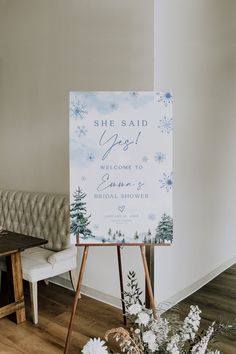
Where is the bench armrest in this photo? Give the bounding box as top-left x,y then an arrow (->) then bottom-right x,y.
47,246 -> 77,266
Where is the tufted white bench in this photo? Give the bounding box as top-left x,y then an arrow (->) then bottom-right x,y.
0,189 -> 77,324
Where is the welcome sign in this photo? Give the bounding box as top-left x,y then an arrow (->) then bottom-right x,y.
69,91 -> 173,245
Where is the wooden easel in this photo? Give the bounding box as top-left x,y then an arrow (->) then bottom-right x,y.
64,241 -> 162,354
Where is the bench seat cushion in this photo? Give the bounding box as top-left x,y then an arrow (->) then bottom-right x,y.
0,246 -> 77,283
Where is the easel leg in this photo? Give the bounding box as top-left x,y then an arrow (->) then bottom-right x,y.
145,245 -> 154,308
117,246 -> 127,326
64,246 -> 89,354
140,245 -> 157,318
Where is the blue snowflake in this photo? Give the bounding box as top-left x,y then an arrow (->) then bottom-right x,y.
158,116 -> 173,134
156,91 -> 173,106
76,125 -> 88,137
110,102 -> 118,111
70,98 -> 88,119
142,156 -> 148,163
159,172 -> 173,192
154,152 -> 166,163
87,152 -> 96,162
130,91 -> 139,98
148,213 -> 156,221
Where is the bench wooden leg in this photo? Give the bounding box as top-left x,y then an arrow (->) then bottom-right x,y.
5,252 -> 26,324
11,252 -> 26,323
29,282 -> 38,324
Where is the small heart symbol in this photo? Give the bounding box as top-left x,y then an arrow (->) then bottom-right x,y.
118,205 -> 125,213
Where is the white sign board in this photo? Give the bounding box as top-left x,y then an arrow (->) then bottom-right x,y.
70,91 -> 173,245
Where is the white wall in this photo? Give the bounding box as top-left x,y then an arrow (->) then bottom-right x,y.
0,0 -> 154,302
155,0 -> 236,305
0,0 -> 153,194
2,0 -> 235,308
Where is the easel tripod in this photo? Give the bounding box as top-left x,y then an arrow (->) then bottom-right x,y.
64,243 -> 161,354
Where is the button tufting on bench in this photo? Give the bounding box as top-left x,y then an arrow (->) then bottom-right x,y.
0,190 -> 70,251
0,189 -> 77,325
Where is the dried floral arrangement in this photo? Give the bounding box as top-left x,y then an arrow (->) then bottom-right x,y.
82,271 -> 235,354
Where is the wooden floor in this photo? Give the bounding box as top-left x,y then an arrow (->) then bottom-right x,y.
170,263 -> 236,354
0,263 -> 235,354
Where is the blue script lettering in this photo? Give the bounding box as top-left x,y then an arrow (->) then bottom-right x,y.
99,130 -> 141,160
97,173 -> 144,192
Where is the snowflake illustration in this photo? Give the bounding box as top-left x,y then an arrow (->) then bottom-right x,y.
159,172 -> 173,192
81,176 -> 87,181
76,125 -> 88,137
142,156 -> 148,163
110,102 -> 118,111
148,213 -> 156,221
93,224 -> 99,230
70,98 -> 88,119
158,116 -> 173,134
87,152 -> 96,162
130,91 -> 139,98
154,152 -> 166,163
156,91 -> 173,106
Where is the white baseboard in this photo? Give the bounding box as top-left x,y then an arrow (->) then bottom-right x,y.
80,284 -> 122,308
49,255 -> 236,311
159,255 -> 236,312
49,276 -> 122,309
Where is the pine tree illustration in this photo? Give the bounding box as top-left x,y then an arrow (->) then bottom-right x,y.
70,187 -> 92,238
155,213 -> 173,243
134,231 -> 139,240
147,229 -> 152,243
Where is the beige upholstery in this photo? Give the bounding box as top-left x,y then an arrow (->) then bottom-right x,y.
0,190 -> 70,251
0,189 -> 77,324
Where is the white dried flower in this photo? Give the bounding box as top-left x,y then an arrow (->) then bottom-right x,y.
135,311 -> 150,326
142,330 -> 158,352
143,330 -> 156,344
127,303 -> 142,315
148,340 -> 159,352
191,323 -> 215,354
181,305 -> 201,341
166,334 -> 180,354
82,338 -> 108,354
151,317 -> 169,343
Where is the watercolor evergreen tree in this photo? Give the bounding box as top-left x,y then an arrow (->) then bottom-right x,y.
155,213 -> 173,243
134,231 -> 139,240
70,187 -> 92,239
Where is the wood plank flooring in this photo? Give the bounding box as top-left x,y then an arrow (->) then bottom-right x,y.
169,263 -> 236,354
0,263 -> 235,354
